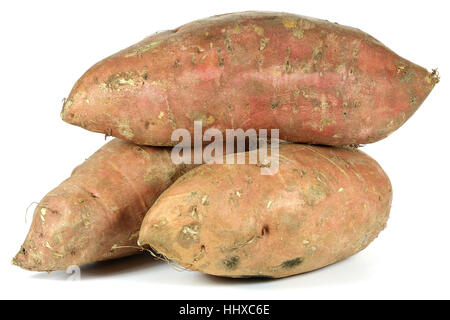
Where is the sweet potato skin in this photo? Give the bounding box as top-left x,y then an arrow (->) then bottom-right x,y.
13,139 -> 195,271
61,11 -> 437,146
139,144 -> 392,278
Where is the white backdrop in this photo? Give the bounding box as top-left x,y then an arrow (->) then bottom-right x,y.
1,0 -> 449,299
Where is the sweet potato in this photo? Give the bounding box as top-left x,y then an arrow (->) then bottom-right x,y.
13,139 -> 195,271
61,11 -> 438,146
138,144 -> 392,278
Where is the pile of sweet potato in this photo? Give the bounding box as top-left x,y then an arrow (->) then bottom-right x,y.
14,12 -> 438,278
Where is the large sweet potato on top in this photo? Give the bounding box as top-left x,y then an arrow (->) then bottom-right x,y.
61,11 -> 437,146
139,144 -> 392,278
13,139 -> 195,271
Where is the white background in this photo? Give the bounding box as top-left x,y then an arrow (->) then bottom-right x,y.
1,0 -> 449,300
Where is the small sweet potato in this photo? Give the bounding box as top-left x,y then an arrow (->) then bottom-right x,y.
138,144 -> 392,278
13,139 -> 195,271
61,11 -> 438,146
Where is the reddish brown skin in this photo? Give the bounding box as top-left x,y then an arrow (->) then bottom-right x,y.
61,11 -> 438,146
13,139 -> 195,271
139,144 -> 392,278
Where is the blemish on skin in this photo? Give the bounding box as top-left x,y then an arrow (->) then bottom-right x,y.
178,222 -> 201,247
128,230 -> 140,241
320,118 -> 333,131
259,37 -> 270,51
201,195 -> 209,205
151,80 -> 163,86
312,47 -> 323,63
193,245 -> 206,262
425,69 -> 440,85
206,115 -> 215,125
232,25 -> 241,34
338,187 -> 344,192
225,36 -> 232,51
267,200 -> 273,209
399,67 -> 416,83
158,111 -> 165,119
253,25 -> 264,36
257,58 -> 264,67
222,256 -> 240,270
52,252 -> 64,258
217,48 -> 224,67
361,234 -> 370,246
103,72 -> 141,90
118,119 -> 134,139
270,100 -> 280,110
397,65 -> 406,73
283,18 -> 314,39
125,40 -> 162,57
284,54 -> 293,73
302,240 -> 310,245
190,205 -> 203,221
62,99 -> 73,112
40,208 -> 47,222
300,184 -> 327,206
192,111 -> 215,126
281,257 -> 303,268
282,18 -> 297,29
173,59 -> 181,68
292,29 -> 304,39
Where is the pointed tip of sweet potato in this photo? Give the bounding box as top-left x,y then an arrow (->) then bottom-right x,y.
12,245 -> 46,272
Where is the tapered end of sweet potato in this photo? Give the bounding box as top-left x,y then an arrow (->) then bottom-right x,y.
60,75 -> 106,137
12,244 -> 49,272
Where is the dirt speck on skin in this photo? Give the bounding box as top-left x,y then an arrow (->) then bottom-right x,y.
125,40 -> 162,57
103,71 -> 143,91
425,69 -> 440,85
300,184 -> 327,206
259,37 -> 270,51
253,25 -> 264,36
399,68 -> 416,83
281,257 -> 303,268
178,222 -> 201,248
222,255 -> 240,270
118,119 -> 135,139
62,98 -> 73,113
